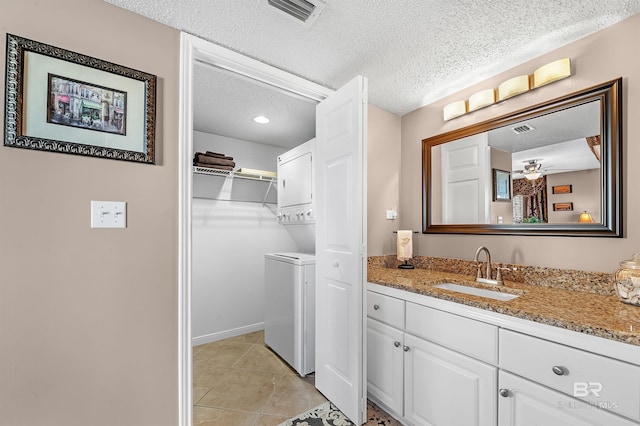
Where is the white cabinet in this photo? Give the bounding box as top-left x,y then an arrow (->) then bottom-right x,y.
500,329 -> 640,422
367,284 -> 640,426
498,371 -> 639,426
368,290 -> 405,329
404,333 -> 497,426
367,318 -> 404,416
405,301 -> 498,365
367,291 -> 497,426
499,329 -> 640,425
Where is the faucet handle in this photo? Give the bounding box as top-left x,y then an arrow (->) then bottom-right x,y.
495,267 -> 511,284
475,262 -> 483,279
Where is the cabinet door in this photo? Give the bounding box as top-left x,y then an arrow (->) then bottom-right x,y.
367,318 -> 404,416
498,371 -> 638,426
404,333 -> 497,426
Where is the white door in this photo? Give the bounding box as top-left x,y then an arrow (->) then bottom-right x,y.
315,76 -> 367,425
441,133 -> 490,224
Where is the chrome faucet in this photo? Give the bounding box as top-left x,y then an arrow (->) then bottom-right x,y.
473,246 -> 499,285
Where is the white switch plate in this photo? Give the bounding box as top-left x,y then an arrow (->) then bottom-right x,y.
91,201 -> 127,229
386,210 -> 397,220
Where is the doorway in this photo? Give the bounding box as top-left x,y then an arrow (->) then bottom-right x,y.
178,32 -> 334,426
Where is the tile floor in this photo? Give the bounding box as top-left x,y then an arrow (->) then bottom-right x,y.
192,330 -> 327,425
193,330 -> 401,426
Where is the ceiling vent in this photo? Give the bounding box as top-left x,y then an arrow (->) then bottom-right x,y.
267,0 -> 327,25
511,124 -> 535,135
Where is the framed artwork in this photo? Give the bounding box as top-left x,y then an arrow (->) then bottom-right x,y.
553,202 -> 574,211
492,169 -> 511,201
3,34 -> 156,163
552,185 -> 573,194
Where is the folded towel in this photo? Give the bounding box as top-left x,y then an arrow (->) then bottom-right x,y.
193,162 -> 234,171
194,151 -> 234,160
205,151 -> 234,160
204,151 -> 232,159
194,153 -> 236,168
396,230 -> 413,261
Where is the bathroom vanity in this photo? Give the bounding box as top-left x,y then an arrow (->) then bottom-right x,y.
366,265 -> 640,426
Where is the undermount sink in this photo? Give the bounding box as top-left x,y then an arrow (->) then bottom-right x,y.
434,283 -> 519,301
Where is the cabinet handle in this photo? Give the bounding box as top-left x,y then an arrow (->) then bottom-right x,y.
394,341 -> 401,347
499,389 -> 510,398
552,366 -> 567,376
403,346 -> 410,352
373,304 -> 380,310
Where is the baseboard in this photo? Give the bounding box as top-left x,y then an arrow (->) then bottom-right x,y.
192,322 -> 264,346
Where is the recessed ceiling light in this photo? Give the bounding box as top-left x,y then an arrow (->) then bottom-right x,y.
253,115 -> 270,124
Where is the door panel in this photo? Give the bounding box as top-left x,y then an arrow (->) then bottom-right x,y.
441,133 -> 489,224
315,76 -> 367,425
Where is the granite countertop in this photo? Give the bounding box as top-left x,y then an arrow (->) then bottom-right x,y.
368,265 -> 640,347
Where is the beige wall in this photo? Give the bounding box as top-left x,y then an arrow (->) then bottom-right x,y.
0,1 -> 180,425
400,14 -> 640,272
547,170 -> 601,224
367,105 -> 402,255
490,148 -> 514,224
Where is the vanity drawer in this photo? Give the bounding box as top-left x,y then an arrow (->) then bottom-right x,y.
405,302 -> 498,364
367,291 -> 405,329
500,329 -> 640,421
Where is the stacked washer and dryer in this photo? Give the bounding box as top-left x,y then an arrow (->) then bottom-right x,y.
264,139 -> 316,377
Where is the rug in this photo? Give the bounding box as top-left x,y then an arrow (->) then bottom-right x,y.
279,400 -> 401,426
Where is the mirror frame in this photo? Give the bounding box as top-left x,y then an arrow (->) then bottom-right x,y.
422,78 -> 622,237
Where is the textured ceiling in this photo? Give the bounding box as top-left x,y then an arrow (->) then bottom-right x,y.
106,0 -> 640,116
193,61 -> 317,147
491,100 -> 601,177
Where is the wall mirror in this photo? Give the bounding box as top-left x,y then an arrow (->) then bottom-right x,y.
422,78 -> 622,237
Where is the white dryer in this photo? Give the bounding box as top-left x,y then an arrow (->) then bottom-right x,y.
264,252 -> 315,376
276,139 -> 316,253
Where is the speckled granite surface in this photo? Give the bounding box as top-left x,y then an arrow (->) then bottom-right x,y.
368,261 -> 640,347
369,255 -> 615,295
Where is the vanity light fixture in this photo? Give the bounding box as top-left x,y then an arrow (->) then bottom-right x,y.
498,75 -> 530,101
442,58 -> 571,121
533,58 -> 571,88
443,100 -> 467,121
468,89 -> 496,112
578,211 -> 595,223
253,115 -> 270,124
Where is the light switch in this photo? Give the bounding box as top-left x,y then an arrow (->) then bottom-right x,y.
386,210 -> 398,220
91,201 -> 127,228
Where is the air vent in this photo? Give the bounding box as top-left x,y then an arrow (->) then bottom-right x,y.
267,0 -> 326,25
511,124 -> 535,134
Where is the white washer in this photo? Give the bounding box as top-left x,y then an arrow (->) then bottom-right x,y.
264,252 -> 315,376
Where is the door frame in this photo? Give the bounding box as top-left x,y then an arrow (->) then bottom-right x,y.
178,33 -> 334,426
